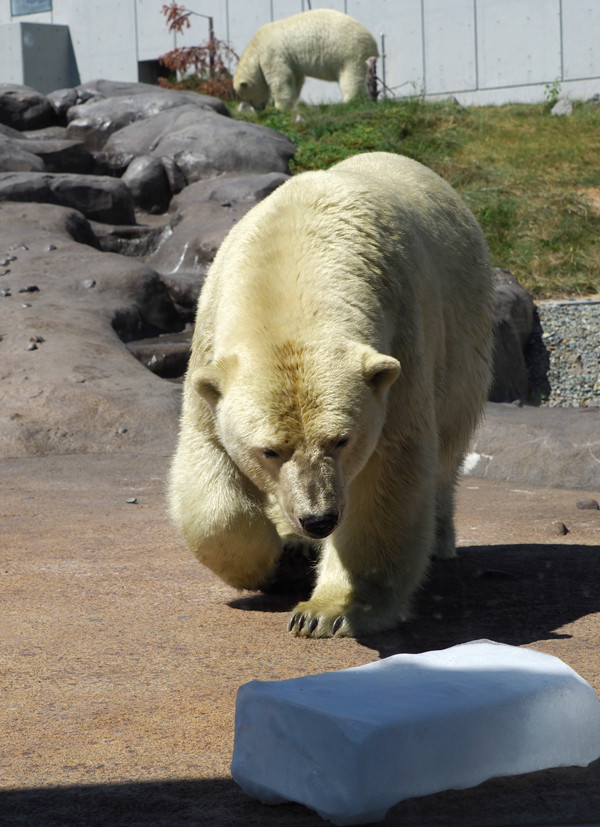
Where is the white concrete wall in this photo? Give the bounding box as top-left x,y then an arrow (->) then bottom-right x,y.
0,0 -> 599,105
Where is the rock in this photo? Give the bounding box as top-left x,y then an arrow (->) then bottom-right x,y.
0,201 -> 183,457
0,83 -> 57,131
122,155 -> 171,214
88,221 -> 167,258
72,79 -> 228,115
0,122 -> 27,140
65,85 -> 229,150
547,520 -> 569,537
15,138 -> 94,174
576,498 -> 599,511
47,86 -> 100,121
467,402 -> 600,490
0,135 -> 46,173
103,106 -> 295,190
148,172 -> 290,286
126,329 -> 192,379
169,171 -> 290,212
22,125 -> 70,140
551,98 -> 573,116
0,172 -> 136,225
490,269 -> 535,403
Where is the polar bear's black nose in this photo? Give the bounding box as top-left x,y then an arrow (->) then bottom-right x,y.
300,512 -> 339,539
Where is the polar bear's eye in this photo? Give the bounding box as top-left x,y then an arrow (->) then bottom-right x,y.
262,448 -> 280,459
335,437 -> 349,450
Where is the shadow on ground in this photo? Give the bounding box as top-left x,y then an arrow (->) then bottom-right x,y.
3,758 -> 600,827
230,543 -> 600,655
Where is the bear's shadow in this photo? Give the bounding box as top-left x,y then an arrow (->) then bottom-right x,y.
229,543 -> 600,656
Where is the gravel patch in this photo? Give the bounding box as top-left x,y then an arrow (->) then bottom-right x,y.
526,299 -> 600,407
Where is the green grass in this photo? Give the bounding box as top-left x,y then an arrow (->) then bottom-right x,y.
236,96 -> 600,299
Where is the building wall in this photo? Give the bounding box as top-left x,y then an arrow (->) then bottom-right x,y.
0,0 -> 599,105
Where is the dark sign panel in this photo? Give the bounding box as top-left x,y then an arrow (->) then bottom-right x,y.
11,0 -> 52,16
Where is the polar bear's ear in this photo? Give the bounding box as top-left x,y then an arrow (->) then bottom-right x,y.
361,350 -> 401,398
191,365 -> 222,410
191,355 -> 238,411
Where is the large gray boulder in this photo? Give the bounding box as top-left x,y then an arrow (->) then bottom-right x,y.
147,172 -> 290,315
0,132 -> 93,174
16,137 -> 94,174
49,79 -> 227,120
0,83 -> 57,130
0,135 -> 46,172
170,171 -> 290,211
122,155 -> 171,214
489,268 -> 535,403
103,106 -> 295,190
0,172 -> 136,224
66,87 -> 229,150
0,202 -> 182,458
466,402 -> 600,489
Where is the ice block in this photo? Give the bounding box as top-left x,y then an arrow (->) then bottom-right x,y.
231,640 -> 600,825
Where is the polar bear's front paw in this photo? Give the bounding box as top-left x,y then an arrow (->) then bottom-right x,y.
288,588 -> 410,638
287,597 -> 353,638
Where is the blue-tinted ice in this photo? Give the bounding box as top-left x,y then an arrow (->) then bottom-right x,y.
231,640 -> 600,825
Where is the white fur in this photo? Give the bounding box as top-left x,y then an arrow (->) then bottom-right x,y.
233,9 -> 378,109
169,152 -> 494,638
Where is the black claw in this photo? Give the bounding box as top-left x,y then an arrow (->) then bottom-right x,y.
332,615 -> 344,635
288,613 -> 298,632
297,614 -> 306,631
308,617 -> 319,634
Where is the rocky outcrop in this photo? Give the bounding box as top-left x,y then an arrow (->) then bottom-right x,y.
0,172 -> 136,224
0,81 -> 295,457
490,268 -> 535,404
0,83 -> 57,130
0,79 -> 595,483
0,202 -> 183,457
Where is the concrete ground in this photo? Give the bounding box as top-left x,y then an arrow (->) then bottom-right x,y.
1,448 -> 600,827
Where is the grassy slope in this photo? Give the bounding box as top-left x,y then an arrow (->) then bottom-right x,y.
237,97 -> 600,299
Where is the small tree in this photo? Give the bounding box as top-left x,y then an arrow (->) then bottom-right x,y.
158,3 -> 238,100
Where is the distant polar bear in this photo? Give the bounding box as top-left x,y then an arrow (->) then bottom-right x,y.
233,9 -> 378,109
169,152 -> 494,638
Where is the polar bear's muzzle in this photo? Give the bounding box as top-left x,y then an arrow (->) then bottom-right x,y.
279,452 -> 344,539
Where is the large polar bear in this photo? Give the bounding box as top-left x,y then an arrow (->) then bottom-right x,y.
233,9 -> 378,109
169,152 -> 494,638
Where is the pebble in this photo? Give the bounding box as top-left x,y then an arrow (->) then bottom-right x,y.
83,279 -> 96,288
117,427 -> 128,434
125,497 -> 138,504
576,498 -> 600,511
26,342 -> 37,351
0,289 -> 11,297
0,269 -> 9,276
546,520 -> 569,537
18,285 -> 39,294
20,303 -> 31,308
9,243 -> 27,251
44,244 -> 57,252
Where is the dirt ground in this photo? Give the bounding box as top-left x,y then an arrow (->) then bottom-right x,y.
1,450 -> 600,826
